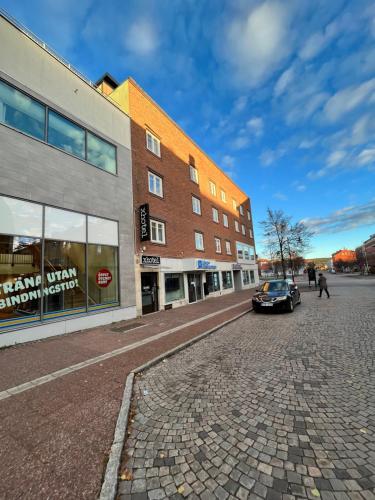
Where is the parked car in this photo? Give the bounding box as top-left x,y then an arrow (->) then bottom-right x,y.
252,279 -> 301,313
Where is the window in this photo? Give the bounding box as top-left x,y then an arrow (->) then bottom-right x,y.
0,235 -> 41,324
189,165 -> 199,184
212,207 -> 219,223
146,130 -> 160,156
215,237 -> 222,253
221,190 -> 227,203
192,196 -> 201,215
225,240 -> 231,255
209,181 -> 217,197
242,224 -> 246,235
247,210 -> 251,221
250,270 -> 255,283
244,249 -> 250,260
150,220 -> 165,244
87,132 -> 117,174
0,195 -> 43,237
195,231 -> 204,251
88,216 -> 119,246
0,79 -> 117,174
236,242 -> 254,262
249,229 -> 253,238
43,240 -> 86,318
232,199 -> 237,211
148,171 -> 163,197
88,244 -> 119,309
45,207 -> 86,242
240,206 -> 244,216
222,271 -> 233,289
243,270 -> 250,285
48,110 -> 85,159
223,214 -> 229,227
206,272 -> 220,292
0,79 -> 45,141
237,247 -> 243,259
235,220 -> 240,232
165,273 -> 185,302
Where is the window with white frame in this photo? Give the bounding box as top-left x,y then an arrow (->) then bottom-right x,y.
247,210 -> 251,220
243,270 -> 250,285
249,228 -> 253,238
232,199 -> 237,211
225,240 -> 231,254
215,237 -> 222,253
221,190 -> 227,203
195,231 -> 204,250
212,207 -> 219,223
209,181 -> 217,197
148,171 -> 163,197
241,224 -> 246,235
192,196 -> 201,215
235,220 -> 240,232
150,219 -> 165,244
223,213 -> 228,227
239,205 -> 244,216
236,242 -> 254,261
189,165 -> 199,184
244,248 -> 250,260
146,130 -> 161,157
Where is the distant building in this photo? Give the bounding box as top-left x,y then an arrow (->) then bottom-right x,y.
304,258 -> 330,270
356,234 -> 375,274
331,249 -> 357,272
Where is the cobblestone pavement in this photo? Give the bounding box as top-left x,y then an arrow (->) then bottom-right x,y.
119,276 -> 375,500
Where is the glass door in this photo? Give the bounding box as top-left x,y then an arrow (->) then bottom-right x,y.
188,273 -> 202,303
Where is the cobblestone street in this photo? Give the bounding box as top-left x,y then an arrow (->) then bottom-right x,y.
119,275 -> 375,500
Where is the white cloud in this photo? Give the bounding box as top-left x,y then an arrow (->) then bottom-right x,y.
247,117 -> 264,138
326,150 -> 347,167
358,148 -> 375,165
233,96 -> 248,113
299,19 -> 340,61
222,155 -> 235,169
231,135 -> 250,150
324,78 -> 375,122
259,146 -> 286,166
299,138 -> 318,149
222,1 -> 294,88
273,192 -> 288,201
286,91 -> 329,125
274,67 -> 294,97
302,200 -> 375,234
294,183 -> 306,192
124,19 -> 159,56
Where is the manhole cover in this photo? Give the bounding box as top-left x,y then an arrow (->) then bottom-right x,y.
111,322 -> 145,333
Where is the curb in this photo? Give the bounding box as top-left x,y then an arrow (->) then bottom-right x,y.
99,306 -> 252,500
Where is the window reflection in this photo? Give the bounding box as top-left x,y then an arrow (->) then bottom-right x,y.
87,132 -> 116,174
47,110 -> 85,159
0,80 -> 45,140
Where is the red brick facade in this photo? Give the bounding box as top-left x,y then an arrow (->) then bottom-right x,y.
126,79 -> 255,260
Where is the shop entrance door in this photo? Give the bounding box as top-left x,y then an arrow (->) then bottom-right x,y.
188,273 -> 202,303
233,270 -> 242,291
141,272 -> 158,314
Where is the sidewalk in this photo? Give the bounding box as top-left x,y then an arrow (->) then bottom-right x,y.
0,289 -> 253,499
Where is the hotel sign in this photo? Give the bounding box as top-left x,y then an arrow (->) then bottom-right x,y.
196,259 -> 217,270
140,203 -> 150,241
141,255 -> 160,266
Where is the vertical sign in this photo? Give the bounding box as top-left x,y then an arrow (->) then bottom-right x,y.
140,203 -> 150,241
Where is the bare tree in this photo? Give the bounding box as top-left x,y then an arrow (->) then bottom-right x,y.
260,209 -> 313,279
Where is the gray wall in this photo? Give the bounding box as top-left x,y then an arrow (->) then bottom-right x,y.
0,16 -> 135,309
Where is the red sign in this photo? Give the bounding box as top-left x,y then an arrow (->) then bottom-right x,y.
96,268 -> 112,288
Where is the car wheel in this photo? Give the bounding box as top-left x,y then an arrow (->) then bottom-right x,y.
253,307 -> 260,313
286,298 -> 294,313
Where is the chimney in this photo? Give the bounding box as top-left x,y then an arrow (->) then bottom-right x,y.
95,73 -> 119,96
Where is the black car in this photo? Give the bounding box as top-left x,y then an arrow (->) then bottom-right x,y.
252,279 -> 301,313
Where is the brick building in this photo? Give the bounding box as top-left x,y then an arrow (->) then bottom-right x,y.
356,234 -> 375,274
97,77 -> 259,314
332,249 -> 357,272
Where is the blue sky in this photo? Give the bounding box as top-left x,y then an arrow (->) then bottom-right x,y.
1,0 -> 375,258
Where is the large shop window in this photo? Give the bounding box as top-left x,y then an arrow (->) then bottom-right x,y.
0,79 -> 45,140
222,271 -> 233,289
0,194 -> 119,330
206,272 -> 220,293
165,273 -> 185,303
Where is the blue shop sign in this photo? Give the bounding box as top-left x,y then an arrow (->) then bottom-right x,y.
196,259 -> 217,270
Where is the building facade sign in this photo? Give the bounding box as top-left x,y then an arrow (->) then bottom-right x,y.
196,259 -> 217,270
232,263 -> 243,270
140,204 -> 150,241
141,255 -> 161,266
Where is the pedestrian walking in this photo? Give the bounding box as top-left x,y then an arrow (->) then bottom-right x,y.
318,273 -> 330,298
308,267 -> 317,288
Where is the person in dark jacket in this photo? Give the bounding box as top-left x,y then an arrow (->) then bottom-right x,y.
308,267 -> 317,288
318,273 -> 330,298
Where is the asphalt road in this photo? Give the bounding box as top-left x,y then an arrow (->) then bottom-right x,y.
119,275 -> 375,500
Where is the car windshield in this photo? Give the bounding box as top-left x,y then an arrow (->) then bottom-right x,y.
261,281 -> 288,292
